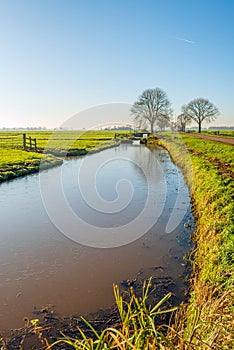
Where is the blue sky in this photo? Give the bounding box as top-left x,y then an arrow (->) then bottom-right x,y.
0,0 -> 233,128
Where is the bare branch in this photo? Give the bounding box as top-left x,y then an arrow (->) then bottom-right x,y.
182,98 -> 219,133
131,88 -> 171,133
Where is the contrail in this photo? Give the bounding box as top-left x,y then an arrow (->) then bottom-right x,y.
175,36 -> 196,44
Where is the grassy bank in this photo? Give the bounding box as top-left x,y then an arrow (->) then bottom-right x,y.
0,148 -> 62,182
156,133 -> 234,348
0,130 -> 122,182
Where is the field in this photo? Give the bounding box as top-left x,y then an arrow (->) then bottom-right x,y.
0,130 -> 127,182
161,132 -> 234,173
0,130 -> 122,150
201,129 -> 234,137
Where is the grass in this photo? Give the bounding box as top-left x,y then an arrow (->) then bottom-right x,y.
32,279 -> 178,350
0,130 -> 127,182
156,132 -> 234,349
0,130 -> 117,151
181,135 -> 233,168
0,130 -> 131,150
201,130 -> 234,137
0,148 -> 62,182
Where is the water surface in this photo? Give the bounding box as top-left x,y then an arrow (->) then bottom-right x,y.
0,144 -> 193,329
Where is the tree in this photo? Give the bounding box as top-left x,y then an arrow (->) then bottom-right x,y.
131,88 -> 171,133
157,114 -> 171,131
182,98 -> 219,133
176,113 -> 192,132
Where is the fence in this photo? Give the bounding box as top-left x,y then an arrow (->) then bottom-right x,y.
0,133 -> 37,151
22,133 -> 37,151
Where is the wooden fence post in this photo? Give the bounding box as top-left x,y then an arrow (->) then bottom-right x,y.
22,133 -> 37,151
23,133 -> 26,149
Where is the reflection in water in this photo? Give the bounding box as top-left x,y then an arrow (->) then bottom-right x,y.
0,144 -> 193,330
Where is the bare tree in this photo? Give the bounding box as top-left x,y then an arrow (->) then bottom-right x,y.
157,114 -> 171,131
133,117 -> 148,131
131,88 -> 171,133
176,113 -> 192,132
182,98 -> 219,133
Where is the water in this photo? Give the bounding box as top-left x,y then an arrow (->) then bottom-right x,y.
0,143 -> 193,330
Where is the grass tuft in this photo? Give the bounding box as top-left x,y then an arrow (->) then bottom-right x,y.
46,279 -> 178,349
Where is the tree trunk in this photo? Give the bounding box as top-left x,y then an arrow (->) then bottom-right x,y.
150,123 -> 154,133
198,122 -> 201,133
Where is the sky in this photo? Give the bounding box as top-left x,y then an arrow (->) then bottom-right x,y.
0,0 -> 233,129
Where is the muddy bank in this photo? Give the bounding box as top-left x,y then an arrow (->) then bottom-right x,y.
2,270 -> 191,350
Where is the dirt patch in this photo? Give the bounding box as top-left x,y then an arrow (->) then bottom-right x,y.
207,157 -> 234,180
187,148 -> 233,180
186,148 -> 203,157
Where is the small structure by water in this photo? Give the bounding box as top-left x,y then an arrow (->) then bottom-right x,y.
133,132 -> 150,140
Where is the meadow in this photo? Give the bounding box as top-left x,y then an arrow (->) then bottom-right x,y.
0,130 -> 125,182
0,130 -> 121,150
201,129 -> 234,137
0,148 -> 62,182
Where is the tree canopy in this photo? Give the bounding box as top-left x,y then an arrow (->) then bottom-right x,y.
131,88 -> 171,133
176,113 -> 192,132
182,98 -> 219,133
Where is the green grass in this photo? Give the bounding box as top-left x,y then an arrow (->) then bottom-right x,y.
0,130 -> 132,149
182,135 -> 233,167
201,130 -> 234,137
156,132 -> 234,349
0,130 -> 118,150
0,130 -> 128,182
0,147 -> 52,168
0,147 -> 62,182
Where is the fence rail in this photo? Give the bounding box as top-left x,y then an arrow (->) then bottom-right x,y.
0,133 -> 37,151
22,133 -> 37,151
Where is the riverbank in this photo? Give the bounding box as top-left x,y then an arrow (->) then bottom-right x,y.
0,139 -> 119,184
0,149 -> 63,183
156,133 -> 234,349
3,274 -> 187,349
